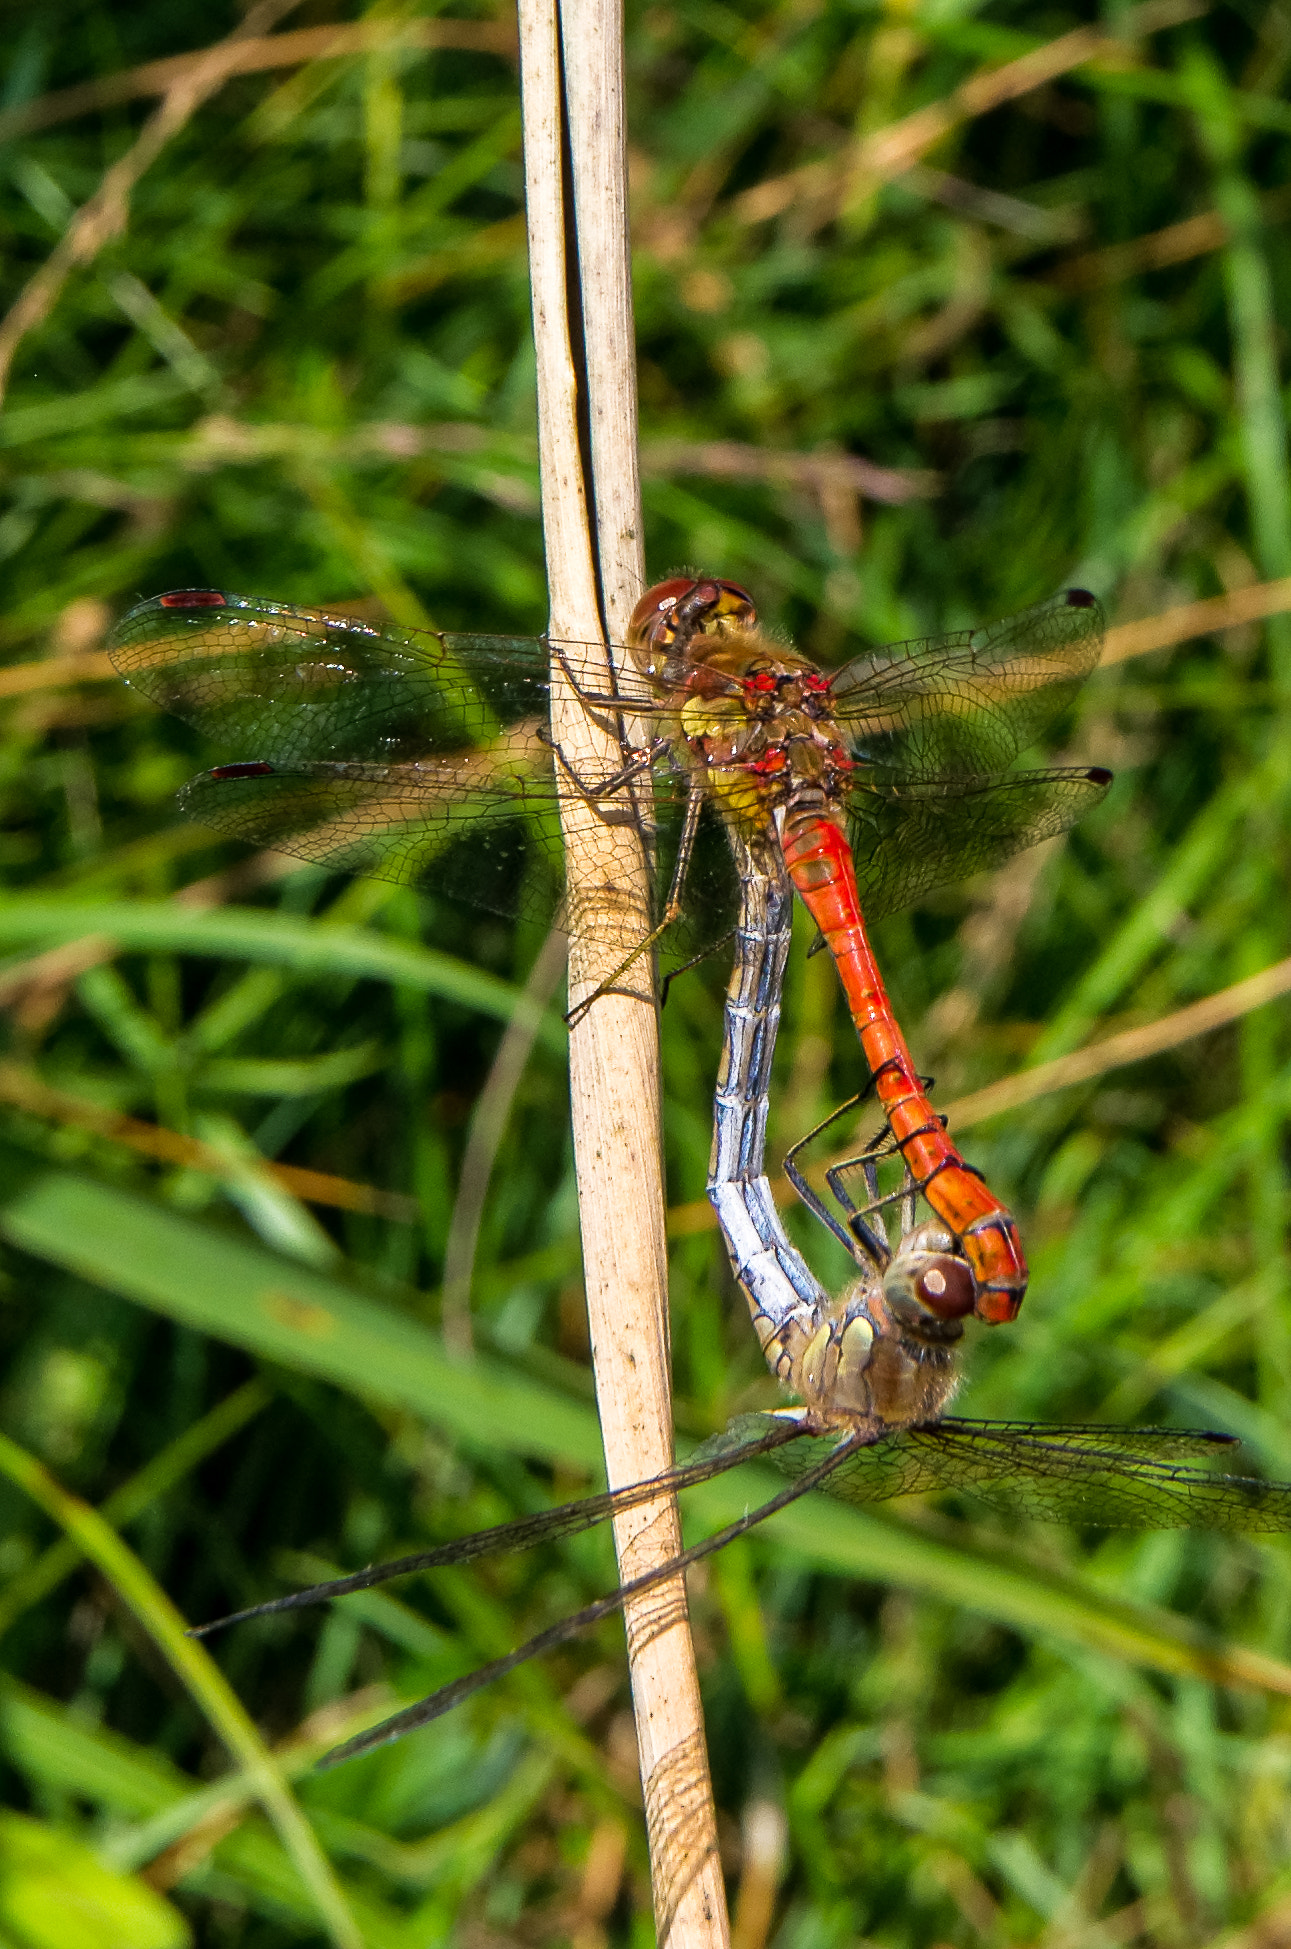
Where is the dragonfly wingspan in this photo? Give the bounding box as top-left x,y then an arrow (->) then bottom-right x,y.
109,590 -> 562,762
830,590 -> 1106,780
845,764 -> 1112,923
752,1416 -> 1291,1531
109,587 -> 1110,949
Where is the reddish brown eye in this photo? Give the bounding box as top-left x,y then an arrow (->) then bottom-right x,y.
629,578 -> 697,638
915,1256 -> 976,1320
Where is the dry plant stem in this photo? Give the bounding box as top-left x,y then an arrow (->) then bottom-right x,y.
520,0 -> 728,1941
561,0 -> 645,639
641,439 -> 939,506
734,0 -> 1203,223
0,1061 -> 417,1221
0,0 -> 302,404
1049,183 -> 1291,291
1100,577 -> 1291,663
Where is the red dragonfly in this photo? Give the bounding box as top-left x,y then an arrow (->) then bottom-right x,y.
108,576 -> 1110,1321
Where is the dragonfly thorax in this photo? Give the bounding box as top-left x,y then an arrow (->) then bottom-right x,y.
785,1280 -> 962,1431
667,647 -> 852,857
765,1215 -> 973,1430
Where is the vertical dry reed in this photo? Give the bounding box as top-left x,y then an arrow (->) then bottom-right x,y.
517,0 -> 730,1940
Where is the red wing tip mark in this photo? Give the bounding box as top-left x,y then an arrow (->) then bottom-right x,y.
1065,588 -> 1098,608
1086,766 -> 1114,787
209,762 -> 277,779
158,589 -> 229,609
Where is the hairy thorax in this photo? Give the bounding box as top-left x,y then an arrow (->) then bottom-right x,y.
768,1284 -> 961,1435
670,640 -> 854,837
747,1221 -> 975,1438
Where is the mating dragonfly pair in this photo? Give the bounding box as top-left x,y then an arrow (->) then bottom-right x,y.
109,574 -> 1291,1769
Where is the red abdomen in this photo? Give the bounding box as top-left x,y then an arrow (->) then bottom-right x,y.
780,810 -> 1026,1324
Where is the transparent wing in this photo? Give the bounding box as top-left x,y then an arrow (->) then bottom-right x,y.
216,1411 -> 1285,1768
846,765 -> 1112,922
108,588 -> 661,763
830,590 -> 1106,778
173,755 -> 735,951
746,1414 -> 1291,1530
109,589 -> 708,938
189,1415 -> 806,1640
178,754 -> 567,921
108,588 -> 1106,939
110,589 -> 543,761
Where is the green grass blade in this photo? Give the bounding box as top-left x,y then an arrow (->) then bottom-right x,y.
0,1427 -> 363,1949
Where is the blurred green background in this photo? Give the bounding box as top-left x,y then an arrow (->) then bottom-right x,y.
0,0 -> 1289,1944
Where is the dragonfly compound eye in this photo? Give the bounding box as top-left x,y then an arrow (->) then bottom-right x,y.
683,579 -> 757,633
913,1255 -> 977,1321
883,1222 -> 977,1329
629,577 -> 759,675
630,578 -> 696,638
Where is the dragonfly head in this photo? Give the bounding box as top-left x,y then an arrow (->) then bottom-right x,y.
800,1264 -> 964,1426
627,577 -> 758,681
882,1222 -> 977,1337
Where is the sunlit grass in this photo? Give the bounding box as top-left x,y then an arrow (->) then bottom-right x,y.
0,1 -> 1289,1943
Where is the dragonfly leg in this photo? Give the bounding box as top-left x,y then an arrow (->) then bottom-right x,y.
899,1166 -> 918,1239
660,928 -> 736,1009
563,777 -> 704,1027
816,1102 -> 971,1270
782,1089 -> 889,1267
826,1123 -> 902,1267
544,728 -> 670,803
546,637 -> 672,719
